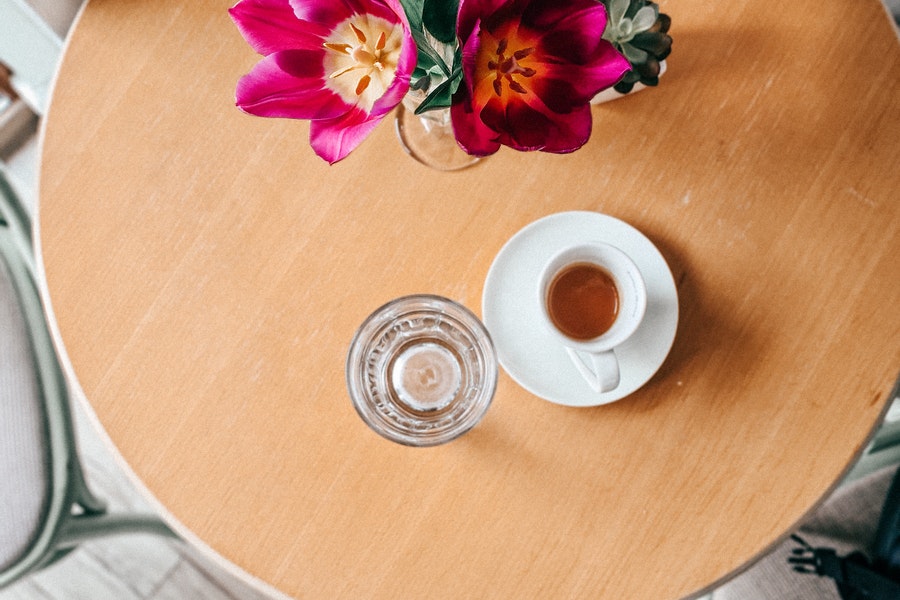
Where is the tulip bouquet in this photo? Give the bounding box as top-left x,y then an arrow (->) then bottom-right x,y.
229,0 -> 671,164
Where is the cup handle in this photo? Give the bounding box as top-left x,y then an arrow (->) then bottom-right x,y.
565,348 -> 620,393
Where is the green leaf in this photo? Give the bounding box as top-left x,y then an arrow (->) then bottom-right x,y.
414,65 -> 462,114
630,31 -> 671,56
423,0 -> 459,44
399,0 -> 451,77
620,42 -> 649,65
409,75 -> 430,91
448,46 -> 463,96
415,80 -> 452,113
413,52 -> 437,76
398,0 -> 425,31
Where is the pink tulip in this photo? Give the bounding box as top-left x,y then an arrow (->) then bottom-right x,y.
230,0 -> 416,163
451,0 -> 630,156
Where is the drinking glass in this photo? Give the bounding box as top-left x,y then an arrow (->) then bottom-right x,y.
346,295 -> 497,446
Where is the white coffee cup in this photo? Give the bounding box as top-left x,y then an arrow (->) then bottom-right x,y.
537,243 -> 647,393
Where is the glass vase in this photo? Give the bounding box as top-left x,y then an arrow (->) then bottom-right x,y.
394,93 -> 480,171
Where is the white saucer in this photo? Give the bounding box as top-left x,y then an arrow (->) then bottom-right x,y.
482,212 -> 679,407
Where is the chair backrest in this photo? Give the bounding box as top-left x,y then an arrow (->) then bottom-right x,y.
0,251 -> 48,573
0,171 -> 78,587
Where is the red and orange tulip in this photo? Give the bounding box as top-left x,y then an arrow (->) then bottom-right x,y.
451,0 -> 630,155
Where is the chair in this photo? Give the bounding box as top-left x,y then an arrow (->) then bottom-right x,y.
0,169 -> 176,590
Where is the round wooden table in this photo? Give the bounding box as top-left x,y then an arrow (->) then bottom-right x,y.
37,0 -> 900,598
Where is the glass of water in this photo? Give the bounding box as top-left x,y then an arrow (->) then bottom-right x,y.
346,295 -> 498,447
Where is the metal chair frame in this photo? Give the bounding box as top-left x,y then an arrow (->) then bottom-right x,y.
0,170 -> 176,590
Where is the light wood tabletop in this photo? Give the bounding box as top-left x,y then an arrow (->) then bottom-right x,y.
37,0 -> 900,598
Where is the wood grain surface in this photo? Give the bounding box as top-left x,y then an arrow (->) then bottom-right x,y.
37,0 -> 900,598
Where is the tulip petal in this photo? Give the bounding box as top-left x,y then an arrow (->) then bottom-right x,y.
451,91 -> 502,156
368,71 -> 412,118
526,76 -> 585,114
531,105 -> 593,153
290,0 -> 399,29
537,6 -> 611,63
459,19 -> 485,97
457,0 -> 511,41
535,43 -> 631,105
477,94 -> 592,153
236,51 -> 351,120
522,0 -> 601,31
309,108 -> 382,163
481,95 -> 551,151
289,0 -> 352,27
229,0 -> 326,55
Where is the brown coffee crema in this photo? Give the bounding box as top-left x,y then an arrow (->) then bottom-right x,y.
547,262 -> 619,341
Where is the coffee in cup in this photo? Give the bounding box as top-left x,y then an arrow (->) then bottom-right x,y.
538,243 -> 646,393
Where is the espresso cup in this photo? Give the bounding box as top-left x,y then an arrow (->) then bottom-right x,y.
537,243 -> 646,393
